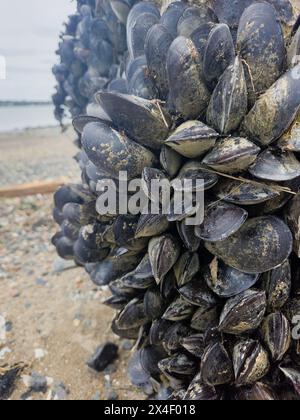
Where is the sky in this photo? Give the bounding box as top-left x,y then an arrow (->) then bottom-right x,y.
0,0 -> 75,101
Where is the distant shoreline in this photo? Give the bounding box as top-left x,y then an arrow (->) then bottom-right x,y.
0,101 -> 52,107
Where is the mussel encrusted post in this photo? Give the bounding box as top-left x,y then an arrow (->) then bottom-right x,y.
52,0 -> 300,400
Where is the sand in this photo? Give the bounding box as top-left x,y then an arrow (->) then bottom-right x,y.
0,127 -> 80,188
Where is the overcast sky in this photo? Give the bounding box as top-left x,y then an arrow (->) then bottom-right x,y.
0,0 -> 75,101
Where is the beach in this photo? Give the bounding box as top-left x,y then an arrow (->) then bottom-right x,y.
0,127 -> 143,400
0,126 -> 79,187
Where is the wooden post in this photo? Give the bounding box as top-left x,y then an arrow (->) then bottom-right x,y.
0,178 -> 69,198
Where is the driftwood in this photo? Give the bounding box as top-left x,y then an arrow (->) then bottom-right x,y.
0,178 -> 68,198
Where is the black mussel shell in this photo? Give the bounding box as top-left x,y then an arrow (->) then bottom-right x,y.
182,334 -> 206,359
115,297 -> 149,330
135,213 -> 169,239
191,22 -> 216,58
145,24 -> 174,99
127,66 -> 159,99
82,121 -> 156,179
160,145 -> 182,178
184,375 -> 219,400
73,115 -> 110,134
210,0 -> 253,29
167,36 -> 210,119
55,236 -> 75,260
177,5 -> 218,38
286,192 -> 300,257
190,306 -> 219,332
214,178 -> 280,206
207,57 -> 248,135
162,297 -> 194,322
165,120 -> 219,159
126,55 -> 147,81
279,367 -> 300,396
202,137 -> 260,174
219,290 -> 267,334
127,10 -> 160,59
205,216 -> 293,274
177,220 -> 201,252
179,279 -> 217,308
203,23 -> 235,85
195,201 -> 248,242
249,149 -> 300,182
107,78 -> 128,94
262,260 -> 291,312
96,92 -> 171,149
160,1 -> 187,38
201,342 -> 234,386
260,312 -> 291,361
288,26 -> 300,68
144,286 -> 166,320
237,2 -> 285,96
173,161 -> 218,192
243,65 -> 300,146
277,122 -> 300,152
204,258 -> 259,298
233,339 -> 270,385
54,185 -> 85,211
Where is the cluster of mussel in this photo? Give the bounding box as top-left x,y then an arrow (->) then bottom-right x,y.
52,0 -> 140,260
52,0 -> 300,400
52,0 -> 138,131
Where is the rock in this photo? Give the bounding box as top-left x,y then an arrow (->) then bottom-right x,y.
92,391 -> 101,400
52,382 -> 69,400
106,390 -> 119,400
87,343 -> 118,373
121,340 -> 134,351
35,278 -> 48,286
23,372 -> 48,392
34,348 -> 46,359
5,321 -> 13,332
103,364 -> 117,375
0,348 -> 11,360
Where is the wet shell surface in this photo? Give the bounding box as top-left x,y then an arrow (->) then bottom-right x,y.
202,137 -> 260,173
204,258 -> 259,298
167,36 -> 211,119
195,201 -> 248,242
207,57 -> 248,134
205,216 -> 293,274
165,120 -> 219,159
243,65 -> 300,146
203,23 -> 235,84
214,179 -> 279,205
81,121 -> 156,179
249,149 -> 300,182
237,2 -> 285,95
96,92 -> 171,149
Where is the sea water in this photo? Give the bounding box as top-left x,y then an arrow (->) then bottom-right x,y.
0,104 -> 59,132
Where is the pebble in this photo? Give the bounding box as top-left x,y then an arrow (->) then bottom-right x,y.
0,315 -> 6,342
106,390 -> 119,401
121,340 -> 134,351
34,348 -> 46,359
87,343 -> 118,373
5,321 -> 13,332
92,391 -> 101,400
52,382 -> 69,400
0,347 -> 12,360
103,364 -> 117,375
35,278 -> 48,286
22,372 -> 48,392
